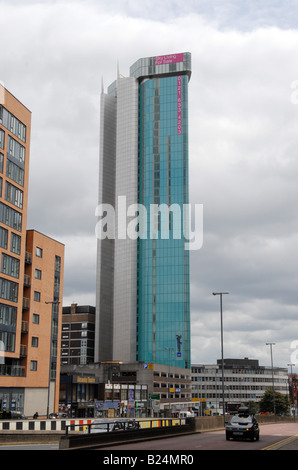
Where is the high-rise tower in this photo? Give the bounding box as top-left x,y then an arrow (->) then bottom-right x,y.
96,53 -> 191,369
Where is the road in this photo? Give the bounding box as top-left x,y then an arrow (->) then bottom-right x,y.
0,422 -> 298,451
100,422 -> 298,451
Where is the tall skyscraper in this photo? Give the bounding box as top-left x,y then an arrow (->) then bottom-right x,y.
96,53 -> 191,369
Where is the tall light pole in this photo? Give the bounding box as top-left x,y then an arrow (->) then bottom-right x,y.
266,342 -> 276,416
213,292 -> 229,425
288,363 -> 295,421
45,300 -> 60,419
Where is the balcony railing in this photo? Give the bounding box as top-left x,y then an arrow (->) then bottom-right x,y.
21,320 -> 28,333
25,252 -> 32,264
23,274 -> 31,287
0,364 -> 26,377
20,344 -> 27,357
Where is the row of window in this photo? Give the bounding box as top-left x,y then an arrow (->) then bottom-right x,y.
5,181 -> 23,209
7,136 -> 25,165
0,330 -> 15,352
1,253 -> 20,279
0,227 -> 20,254
192,375 -> 288,383
0,201 -> 22,232
0,135 -> 25,188
0,177 -> 26,210
0,277 -> 18,302
0,302 -> 17,327
0,106 -> 26,143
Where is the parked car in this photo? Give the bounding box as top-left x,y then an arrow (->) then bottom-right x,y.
226,406 -> 259,441
0,410 -> 27,420
84,418 -> 139,434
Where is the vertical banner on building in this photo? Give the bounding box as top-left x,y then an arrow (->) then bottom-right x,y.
177,76 -> 182,135
176,333 -> 182,359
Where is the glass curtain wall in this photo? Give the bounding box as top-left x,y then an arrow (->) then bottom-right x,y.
137,74 -> 190,368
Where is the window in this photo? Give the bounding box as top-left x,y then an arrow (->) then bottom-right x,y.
0,129 -> 4,150
0,330 -> 15,352
6,159 -> 24,186
35,269 -> 41,280
1,254 -> 20,278
5,182 -> 23,209
34,291 -> 40,302
0,303 -> 17,327
7,136 -> 25,164
55,255 -> 61,272
0,277 -> 18,302
36,247 -> 42,258
32,314 -> 39,324
32,337 -> 38,347
0,105 -> 26,142
0,202 -> 22,231
30,360 -> 37,371
0,227 -> 8,250
10,233 -> 21,255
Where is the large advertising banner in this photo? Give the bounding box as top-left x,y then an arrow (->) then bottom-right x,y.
155,53 -> 184,65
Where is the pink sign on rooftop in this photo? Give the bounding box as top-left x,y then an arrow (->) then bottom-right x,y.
155,53 -> 184,65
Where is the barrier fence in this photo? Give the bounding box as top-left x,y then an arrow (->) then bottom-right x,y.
0,417 -> 186,433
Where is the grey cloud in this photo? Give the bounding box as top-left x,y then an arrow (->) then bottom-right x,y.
1,0 -> 298,371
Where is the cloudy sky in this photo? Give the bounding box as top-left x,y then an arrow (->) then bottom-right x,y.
1,0 -> 298,371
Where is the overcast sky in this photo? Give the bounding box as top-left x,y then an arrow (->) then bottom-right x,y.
1,0 -> 298,371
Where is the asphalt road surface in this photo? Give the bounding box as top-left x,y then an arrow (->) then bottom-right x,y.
1,422 -> 298,451
100,422 -> 298,451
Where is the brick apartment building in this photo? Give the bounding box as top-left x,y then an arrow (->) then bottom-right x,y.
0,86 -> 64,417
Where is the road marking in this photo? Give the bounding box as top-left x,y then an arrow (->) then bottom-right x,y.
261,434 -> 298,450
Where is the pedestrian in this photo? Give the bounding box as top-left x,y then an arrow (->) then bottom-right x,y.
33,411 -> 39,419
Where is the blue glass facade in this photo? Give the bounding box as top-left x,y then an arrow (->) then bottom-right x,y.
136,73 -> 191,368
96,53 -> 191,368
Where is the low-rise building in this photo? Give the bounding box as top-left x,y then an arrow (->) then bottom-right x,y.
191,358 -> 289,414
59,361 -> 192,418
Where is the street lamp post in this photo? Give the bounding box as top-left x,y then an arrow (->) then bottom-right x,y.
45,300 -> 60,419
266,342 -> 276,417
213,292 -> 229,425
288,363 -> 295,421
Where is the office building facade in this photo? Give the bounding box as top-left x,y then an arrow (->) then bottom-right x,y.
61,304 -> 95,366
191,358 -> 289,414
96,53 -> 191,369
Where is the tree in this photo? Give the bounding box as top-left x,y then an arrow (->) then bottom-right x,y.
245,401 -> 259,415
259,389 -> 290,414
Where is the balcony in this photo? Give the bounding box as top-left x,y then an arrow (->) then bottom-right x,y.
0,364 -> 26,377
20,344 -> 27,357
21,321 -> 28,333
25,252 -> 32,265
23,297 -> 30,310
23,274 -> 31,287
